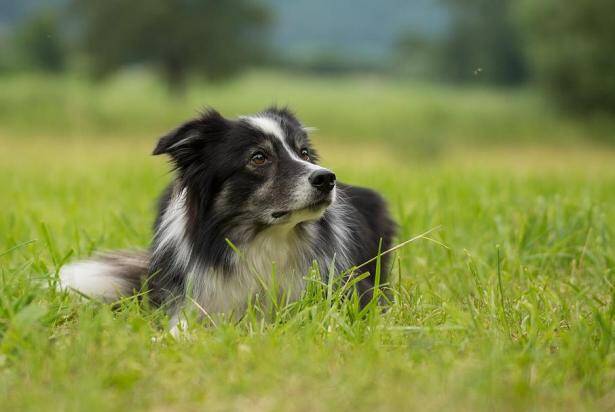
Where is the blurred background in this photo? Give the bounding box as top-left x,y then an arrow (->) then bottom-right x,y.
0,0 -> 614,154
3,4 -> 615,410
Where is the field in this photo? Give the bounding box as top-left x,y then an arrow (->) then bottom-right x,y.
1,71 -> 614,411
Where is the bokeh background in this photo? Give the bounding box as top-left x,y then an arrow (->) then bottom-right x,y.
1,0 -> 614,150
2,3 -> 615,410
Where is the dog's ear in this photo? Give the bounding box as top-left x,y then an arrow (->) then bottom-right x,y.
153,109 -> 228,157
152,123 -> 200,156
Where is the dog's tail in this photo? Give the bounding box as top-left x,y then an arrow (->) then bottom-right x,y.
59,250 -> 150,302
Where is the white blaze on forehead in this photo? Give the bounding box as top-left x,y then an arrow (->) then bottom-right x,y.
241,114 -> 323,172
242,114 -> 300,160
242,115 -> 285,141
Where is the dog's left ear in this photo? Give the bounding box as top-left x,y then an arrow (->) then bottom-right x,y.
152,123 -> 201,156
152,109 -> 228,157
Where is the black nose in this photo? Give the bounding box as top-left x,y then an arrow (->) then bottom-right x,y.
309,170 -> 336,192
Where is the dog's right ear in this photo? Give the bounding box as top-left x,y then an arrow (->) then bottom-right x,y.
152,109 -> 228,157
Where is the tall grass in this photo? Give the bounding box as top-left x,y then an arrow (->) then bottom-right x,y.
1,134 -> 614,410
0,72 -> 614,410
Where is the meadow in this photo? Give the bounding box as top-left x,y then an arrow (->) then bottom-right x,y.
0,71 -> 614,411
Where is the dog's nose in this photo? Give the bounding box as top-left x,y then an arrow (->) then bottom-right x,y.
309,170 -> 336,192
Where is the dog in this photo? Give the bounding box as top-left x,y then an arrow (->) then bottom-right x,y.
59,107 -> 396,333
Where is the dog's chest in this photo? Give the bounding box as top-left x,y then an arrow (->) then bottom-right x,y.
190,229 -> 310,316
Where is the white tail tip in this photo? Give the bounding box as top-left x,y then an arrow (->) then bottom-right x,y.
59,260 -> 136,302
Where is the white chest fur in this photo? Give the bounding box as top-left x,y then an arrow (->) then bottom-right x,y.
156,190 -> 314,318
154,183 -> 363,325
187,225 -> 310,317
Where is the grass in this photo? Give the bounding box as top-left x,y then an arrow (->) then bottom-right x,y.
1,71 -> 614,411
2,69 -> 614,150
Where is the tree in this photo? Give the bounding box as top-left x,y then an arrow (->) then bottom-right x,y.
12,9 -> 67,72
515,0 -> 615,114
71,0 -> 272,92
439,0 -> 527,85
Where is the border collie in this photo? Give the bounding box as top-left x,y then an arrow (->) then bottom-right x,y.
60,107 -> 395,333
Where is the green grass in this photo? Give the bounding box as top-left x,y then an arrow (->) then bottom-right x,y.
2,69 -> 613,150
1,72 -> 614,411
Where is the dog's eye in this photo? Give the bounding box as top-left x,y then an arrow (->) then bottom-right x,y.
300,148 -> 310,161
251,151 -> 268,166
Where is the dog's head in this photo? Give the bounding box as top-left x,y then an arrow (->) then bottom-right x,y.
153,107 -> 336,230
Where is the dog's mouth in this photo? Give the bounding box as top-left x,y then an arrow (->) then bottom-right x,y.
271,210 -> 290,219
271,198 -> 332,220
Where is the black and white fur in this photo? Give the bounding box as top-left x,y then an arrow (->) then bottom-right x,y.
60,107 -> 395,333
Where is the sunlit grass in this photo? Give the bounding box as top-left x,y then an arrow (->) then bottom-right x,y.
1,130 -> 614,410
1,71 -> 614,410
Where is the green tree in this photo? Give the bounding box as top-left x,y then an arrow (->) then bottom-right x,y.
439,0 -> 527,85
13,9 -> 67,72
515,0 -> 615,114
71,0 -> 271,91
